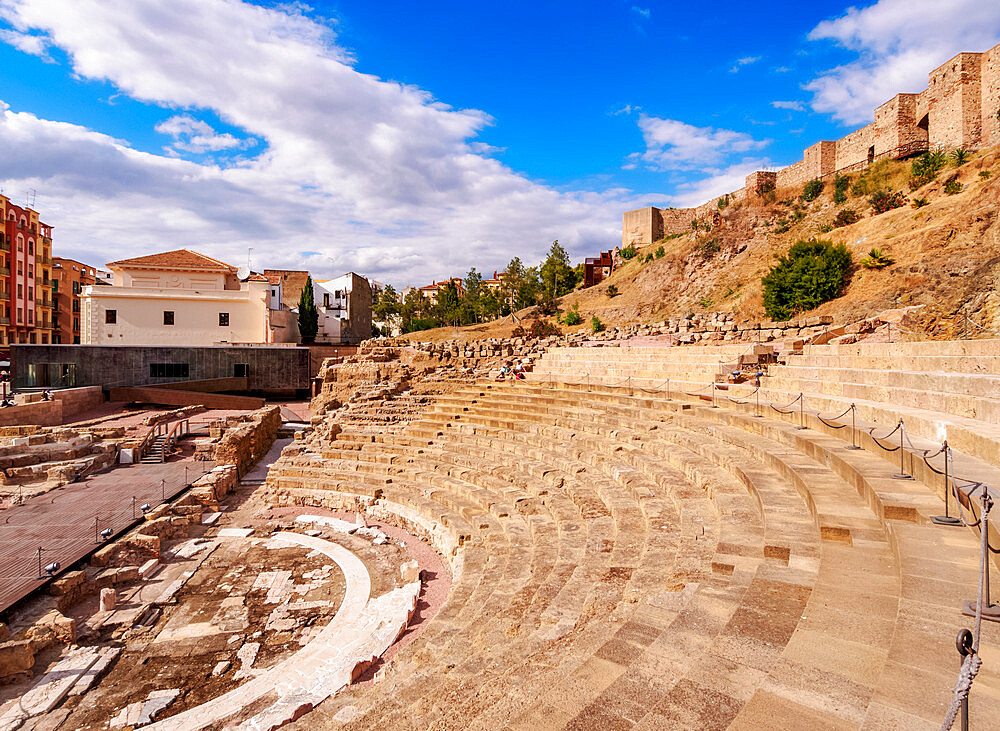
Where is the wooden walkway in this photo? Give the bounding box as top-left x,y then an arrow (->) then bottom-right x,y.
0,459 -> 214,615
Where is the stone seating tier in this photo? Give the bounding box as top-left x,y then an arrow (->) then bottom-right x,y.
268,363 -> 1000,728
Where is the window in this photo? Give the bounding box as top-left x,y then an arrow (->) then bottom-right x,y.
163,310 -> 174,325
72,300 -> 80,313
234,363 -> 249,377
27,240 -> 33,254
323,293 -> 330,307
105,309 -> 117,324
27,310 -> 33,324
73,316 -> 79,331
219,312 -> 230,326
73,335 -> 80,344
150,363 -> 189,378
16,308 -> 22,323
41,334 -> 48,344
72,281 -> 80,294
27,286 -> 33,301
16,283 -> 22,298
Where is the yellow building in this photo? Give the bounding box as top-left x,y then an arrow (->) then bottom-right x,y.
81,249 -> 271,346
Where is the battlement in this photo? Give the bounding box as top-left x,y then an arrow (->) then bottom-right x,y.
624,42 -> 1000,245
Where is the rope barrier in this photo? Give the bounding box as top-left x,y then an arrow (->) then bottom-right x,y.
867,421 -> 903,452
768,392 -> 803,415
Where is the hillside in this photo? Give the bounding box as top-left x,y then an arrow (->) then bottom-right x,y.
403,144 -> 1000,342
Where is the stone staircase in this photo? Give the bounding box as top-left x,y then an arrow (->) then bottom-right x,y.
267,343 -> 1000,729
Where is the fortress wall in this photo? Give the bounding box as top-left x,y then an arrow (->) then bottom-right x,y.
927,52 -> 984,149
982,46 -> 1000,148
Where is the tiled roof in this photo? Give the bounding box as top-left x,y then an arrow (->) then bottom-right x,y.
107,249 -> 236,271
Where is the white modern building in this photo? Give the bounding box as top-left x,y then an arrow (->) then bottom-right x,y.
80,249 -> 273,346
313,273 -> 372,344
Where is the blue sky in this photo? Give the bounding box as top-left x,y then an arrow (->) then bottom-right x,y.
0,0 -> 998,285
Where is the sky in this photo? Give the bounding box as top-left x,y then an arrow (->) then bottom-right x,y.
0,0 -> 998,287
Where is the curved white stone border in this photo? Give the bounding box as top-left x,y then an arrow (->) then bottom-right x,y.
146,531 -> 418,730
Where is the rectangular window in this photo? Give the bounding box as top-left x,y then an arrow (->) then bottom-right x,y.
323,293 -> 330,307
27,310 -> 33,324
16,283 -> 22,297
163,310 -> 174,325
72,281 -> 80,294
41,334 -> 48,344
219,312 -> 229,326
16,308 -> 22,323
105,309 -> 117,324
234,363 -> 249,377
149,363 -> 190,378
73,316 -> 79,331
27,286 -> 33,301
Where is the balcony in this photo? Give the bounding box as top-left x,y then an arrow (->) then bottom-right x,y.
37,297 -> 53,308
38,256 -> 53,267
0,317 -> 8,325
0,267 -> 8,277
0,290 -> 8,301
0,240 -> 8,252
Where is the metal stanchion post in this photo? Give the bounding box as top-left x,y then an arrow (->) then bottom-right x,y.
846,404 -> 862,449
711,382 -> 717,408
962,488 -> 1000,623
161,479 -> 166,502
891,421 -> 912,479
753,388 -> 761,418
932,444 -> 962,526
666,378 -> 670,401
94,516 -> 99,544
796,394 -> 806,429
131,496 -> 137,520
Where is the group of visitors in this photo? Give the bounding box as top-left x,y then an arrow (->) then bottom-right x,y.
496,360 -> 528,381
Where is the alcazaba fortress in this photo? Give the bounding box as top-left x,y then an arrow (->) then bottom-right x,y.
624,42 -> 1000,245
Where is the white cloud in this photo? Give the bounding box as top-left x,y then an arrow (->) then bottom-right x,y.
155,114 -> 255,154
670,159 -> 772,208
0,27 -> 50,60
771,100 -> 805,112
729,55 -> 761,73
632,115 -> 768,170
631,6 -> 650,19
805,0 -> 1000,125
611,103 -> 639,116
0,0 -> 649,286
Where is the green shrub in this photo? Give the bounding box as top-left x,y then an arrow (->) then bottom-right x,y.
869,189 -> 906,214
512,319 -> 561,339
910,150 -> 947,189
979,170 -> 992,179
606,284 -> 619,297
761,240 -> 852,321
619,244 -> 637,260
911,197 -> 929,208
661,232 -> 684,242
819,223 -> 834,233
951,148 -> 970,167
698,297 -> 712,309
774,219 -> 790,234
802,179 -> 824,202
860,247 -> 894,269
590,316 -> 604,333
564,305 -> 582,326
833,174 -> 849,204
943,173 -> 963,195
643,253 -> 653,263
790,209 -> 805,222
690,219 -> 698,230
655,245 -> 666,258
717,196 -> 729,210
695,237 -> 720,258
833,208 -> 860,227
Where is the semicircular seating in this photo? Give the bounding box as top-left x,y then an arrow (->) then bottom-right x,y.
269,343 -> 1000,729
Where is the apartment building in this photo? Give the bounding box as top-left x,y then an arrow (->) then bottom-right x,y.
313,272 -> 372,344
52,257 -> 98,344
0,195 -> 55,347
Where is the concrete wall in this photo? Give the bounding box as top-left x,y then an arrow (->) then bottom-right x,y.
52,385 -> 103,418
12,344 -> 311,392
108,387 -> 264,409
81,280 -> 270,346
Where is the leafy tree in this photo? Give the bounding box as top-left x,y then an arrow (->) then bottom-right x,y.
372,284 -> 400,331
762,240 -> 852,321
500,257 -> 542,312
399,288 -> 431,332
539,241 -> 578,298
462,268 -> 484,324
833,174 -> 850,204
434,280 -> 462,325
479,288 -> 501,321
297,276 -> 319,344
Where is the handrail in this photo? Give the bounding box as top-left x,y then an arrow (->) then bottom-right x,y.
161,418 -> 190,461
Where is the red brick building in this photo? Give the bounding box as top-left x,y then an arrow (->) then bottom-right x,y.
52,257 -> 98,344
1,195 -> 54,350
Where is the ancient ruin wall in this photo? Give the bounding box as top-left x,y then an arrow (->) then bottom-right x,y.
623,42 -> 1000,245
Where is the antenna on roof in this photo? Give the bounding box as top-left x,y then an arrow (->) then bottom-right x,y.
27,189 -> 36,208
248,246 -> 253,272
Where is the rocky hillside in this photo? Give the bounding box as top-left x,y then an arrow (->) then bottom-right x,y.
405,143 -> 1000,342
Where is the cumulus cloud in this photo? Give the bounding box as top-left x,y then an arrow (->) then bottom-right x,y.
729,55 -> 761,73
631,6 -> 650,19
0,27 -> 50,60
155,114 -> 255,155
805,0 -> 1000,125
0,0 -> 647,285
631,116 -> 769,170
771,100 -> 805,112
